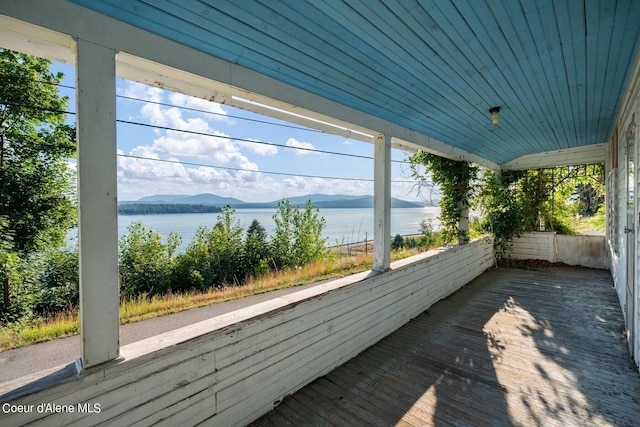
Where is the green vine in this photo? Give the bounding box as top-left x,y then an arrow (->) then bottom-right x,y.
475,170 -> 525,258
409,152 -> 478,244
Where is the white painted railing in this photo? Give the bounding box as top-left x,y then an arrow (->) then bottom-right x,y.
0,237 -> 494,426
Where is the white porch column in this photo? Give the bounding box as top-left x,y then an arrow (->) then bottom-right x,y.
458,201 -> 470,245
76,39 -> 119,368
373,133 -> 391,272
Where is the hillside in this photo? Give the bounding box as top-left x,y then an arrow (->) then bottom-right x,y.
122,193 -> 435,209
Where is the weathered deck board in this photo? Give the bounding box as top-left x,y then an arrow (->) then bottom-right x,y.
250,267 -> 640,427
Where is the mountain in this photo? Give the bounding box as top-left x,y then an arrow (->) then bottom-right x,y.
123,193 -> 434,209
289,195 -> 425,209
136,193 -> 245,206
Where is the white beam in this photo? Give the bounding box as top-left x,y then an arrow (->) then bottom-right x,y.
0,14 -> 75,64
502,143 -> 606,170
76,38 -> 119,368
373,134 -> 391,272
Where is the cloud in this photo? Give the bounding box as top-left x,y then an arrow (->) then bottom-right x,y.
116,89 -> 263,200
285,138 -> 317,156
168,92 -> 228,119
282,176 -> 372,196
114,81 -> 421,203
236,139 -> 278,156
119,81 -> 164,103
117,148 -> 189,180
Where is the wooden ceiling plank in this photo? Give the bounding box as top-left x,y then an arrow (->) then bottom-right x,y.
52,0 -> 640,166
247,0 -> 490,150
585,1 -> 614,148
297,0 -> 503,161
524,0 -> 576,149
597,1 -> 640,145
467,0 -> 554,156
309,0 -> 476,136
553,0 -> 586,146
433,0 -> 546,159
159,0 -> 402,115
341,0 -> 506,159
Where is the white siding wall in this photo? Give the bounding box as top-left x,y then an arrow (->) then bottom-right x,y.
607,52 -> 640,367
0,238 -> 494,427
511,232 -> 606,269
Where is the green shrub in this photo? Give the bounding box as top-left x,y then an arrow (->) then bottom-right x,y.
245,219 -> 271,277
34,248 -> 79,316
392,234 -> 404,250
119,222 -> 180,298
272,200 -> 327,268
172,206 -> 244,289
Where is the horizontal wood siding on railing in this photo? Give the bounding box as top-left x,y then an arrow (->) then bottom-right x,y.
0,237 -> 494,427
510,232 -> 556,261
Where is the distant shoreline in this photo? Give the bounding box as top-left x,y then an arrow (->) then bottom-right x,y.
118,203 -> 223,215
123,193 -> 436,210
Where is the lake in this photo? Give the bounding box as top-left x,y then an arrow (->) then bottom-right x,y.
113,207 -> 440,251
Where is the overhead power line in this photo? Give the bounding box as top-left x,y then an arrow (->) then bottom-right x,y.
10,78 -> 413,163
3,101 -> 409,164
3,101 -> 419,183
116,119 -> 379,161
118,154 -> 419,184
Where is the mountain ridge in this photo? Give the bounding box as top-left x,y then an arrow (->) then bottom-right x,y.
123,193 -> 436,209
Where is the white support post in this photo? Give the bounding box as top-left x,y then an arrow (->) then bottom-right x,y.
373,133 -> 391,272
458,201 -> 470,245
76,38 -> 119,368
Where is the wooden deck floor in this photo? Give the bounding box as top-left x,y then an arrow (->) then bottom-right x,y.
250,267 -> 640,427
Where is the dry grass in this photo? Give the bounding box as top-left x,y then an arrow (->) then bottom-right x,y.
0,311 -> 79,351
569,210 -> 605,234
0,248 -> 426,351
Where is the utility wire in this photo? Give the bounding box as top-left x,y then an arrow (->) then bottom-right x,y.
8,78 -> 413,164
118,154 -> 419,183
19,78 -> 332,134
3,102 -> 419,183
3,101 -> 409,163
116,94 -> 324,134
116,119 -> 377,161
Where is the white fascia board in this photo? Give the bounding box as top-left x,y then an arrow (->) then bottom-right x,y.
0,0 -> 500,169
502,143 -> 606,170
116,54 -> 374,143
0,14 -> 75,64
391,137 -> 500,171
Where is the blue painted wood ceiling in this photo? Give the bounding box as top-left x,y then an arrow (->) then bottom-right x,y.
69,0 -> 640,165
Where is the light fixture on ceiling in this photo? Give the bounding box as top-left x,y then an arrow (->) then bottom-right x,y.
489,106 -> 501,126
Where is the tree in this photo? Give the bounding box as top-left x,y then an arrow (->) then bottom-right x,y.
272,199 -> 327,268
172,206 -> 244,289
208,206 -> 244,285
575,182 -> 604,216
392,234 -> 404,250
119,222 -> 181,298
271,200 -> 295,268
0,49 -> 76,309
244,219 -> 271,276
291,200 -> 327,265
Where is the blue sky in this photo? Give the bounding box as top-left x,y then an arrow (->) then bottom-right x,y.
53,62 -> 427,203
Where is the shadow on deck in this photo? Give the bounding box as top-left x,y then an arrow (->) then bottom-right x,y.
252,267 -> 640,426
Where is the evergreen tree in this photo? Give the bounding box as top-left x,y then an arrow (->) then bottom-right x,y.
244,219 -> 270,276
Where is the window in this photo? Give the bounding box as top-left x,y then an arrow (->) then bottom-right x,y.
627,115 -> 636,210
